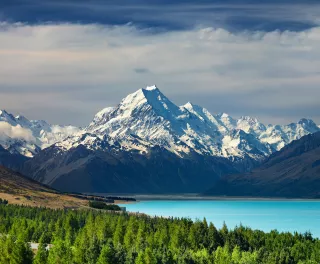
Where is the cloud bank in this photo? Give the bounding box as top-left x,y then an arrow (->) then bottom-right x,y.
0,23 -> 319,125
0,121 -> 35,142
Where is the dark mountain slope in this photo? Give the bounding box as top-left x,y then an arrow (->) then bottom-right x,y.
24,142 -> 239,193
205,132 -> 320,198
0,145 -> 29,171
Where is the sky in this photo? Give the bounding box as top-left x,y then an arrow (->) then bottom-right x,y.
0,0 -> 320,126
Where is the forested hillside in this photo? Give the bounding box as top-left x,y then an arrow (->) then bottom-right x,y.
0,204 -> 319,264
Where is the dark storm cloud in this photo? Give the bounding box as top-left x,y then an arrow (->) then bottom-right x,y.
1,0 -> 320,32
0,1 -> 320,126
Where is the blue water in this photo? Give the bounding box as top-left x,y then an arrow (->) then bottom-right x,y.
122,200 -> 320,237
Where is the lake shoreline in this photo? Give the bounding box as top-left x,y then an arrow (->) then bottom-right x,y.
106,194 -> 320,202
120,199 -> 320,237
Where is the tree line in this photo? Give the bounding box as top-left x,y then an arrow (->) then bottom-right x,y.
0,204 -> 319,263
88,201 -> 121,211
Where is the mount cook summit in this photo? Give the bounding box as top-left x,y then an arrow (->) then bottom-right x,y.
0,85 -> 319,193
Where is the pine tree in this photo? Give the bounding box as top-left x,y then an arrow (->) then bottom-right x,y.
11,240 -> 33,264
208,222 -> 223,252
214,246 -> 232,264
161,248 -> 174,264
33,243 -> 49,264
113,217 -> 125,246
144,247 -> 157,264
220,221 -> 229,245
135,251 -> 144,264
85,235 -> 101,264
125,249 -> 138,264
124,217 -> 138,250
97,242 -> 115,264
231,246 -> 242,264
47,240 -> 73,264
0,237 -> 10,264
135,220 -> 146,250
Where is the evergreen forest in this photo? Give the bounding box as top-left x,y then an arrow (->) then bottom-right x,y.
0,204 -> 319,264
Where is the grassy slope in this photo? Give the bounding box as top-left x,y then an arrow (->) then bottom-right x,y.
0,166 -> 88,209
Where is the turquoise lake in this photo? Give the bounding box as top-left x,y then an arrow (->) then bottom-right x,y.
122,200 -> 320,237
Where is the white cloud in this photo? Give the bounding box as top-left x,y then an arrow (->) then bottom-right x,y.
0,121 -> 35,142
0,23 -> 319,125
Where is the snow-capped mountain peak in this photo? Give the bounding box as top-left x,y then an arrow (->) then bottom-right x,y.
220,113 -> 229,119
84,87 -> 320,160
1,87 -> 319,161
182,102 -> 201,113
0,110 -> 10,117
0,110 -> 81,157
90,85 -> 185,127
95,107 -> 115,119
140,85 -> 187,119
182,102 -> 227,133
144,84 -> 158,91
236,116 -> 267,138
238,116 -> 259,125
85,87 -> 277,159
92,107 -> 115,124
88,86 -> 189,147
297,118 -> 319,131
215,112 -> 237,131
0,109 -> 17,126
183,101 -> 194,109
15,86 -> 320,194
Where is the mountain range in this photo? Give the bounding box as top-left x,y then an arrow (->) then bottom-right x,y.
205,131 -> 320,198
0,109 -> 80,157
0,85 -> 319,193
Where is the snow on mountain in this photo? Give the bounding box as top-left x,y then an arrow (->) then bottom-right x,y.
0,110 -> 17,126
55,132 -> 153,157
259,118 -> 320,151
19,86 -> 320,194
0,110 -> 81,157
182,102 -> 227,134
85,86 -> 229,157
236,116 -> 267,136
91,107 -> 116,126
79,86 -> 284,160
0,131 -> 39,158
222,129 -> 273,159
215,113 -> 237,131
1,86 -> 319,161
83,85 -> 319,161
